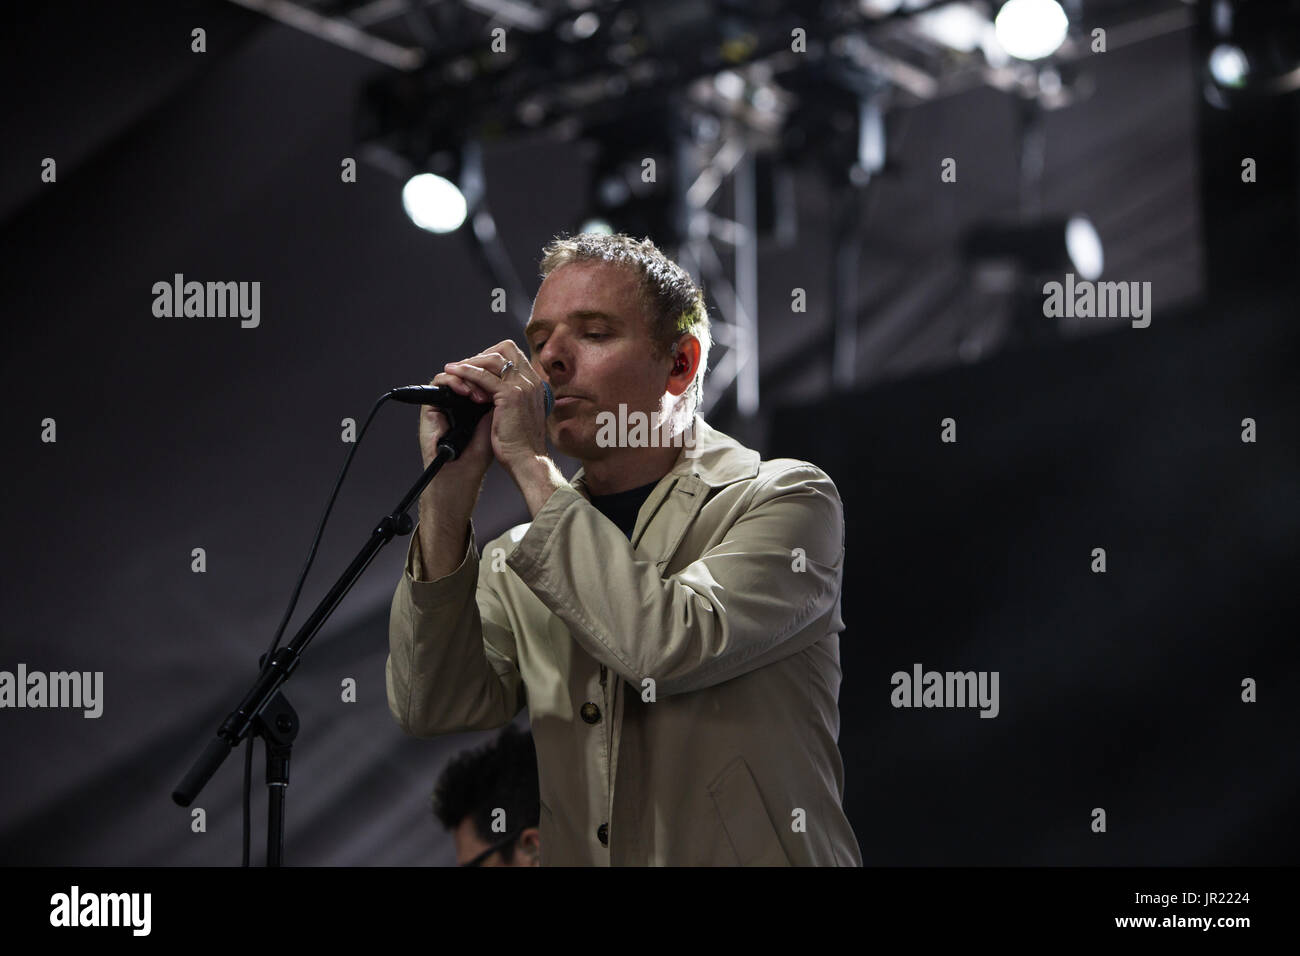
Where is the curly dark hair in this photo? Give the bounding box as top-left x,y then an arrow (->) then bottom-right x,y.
431,724 -> 540,863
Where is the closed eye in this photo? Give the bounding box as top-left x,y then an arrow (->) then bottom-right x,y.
531,332 -> 608,351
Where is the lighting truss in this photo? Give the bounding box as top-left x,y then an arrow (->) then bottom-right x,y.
227,0 -> 1195,416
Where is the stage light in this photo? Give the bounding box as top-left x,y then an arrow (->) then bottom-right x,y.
401,172 -> 468,234
571,13 -> 599,40
914,3 -> 990,54
714,70 -> 745,100
1208,44 -> 1249,89
1065,216 -> 1103,281
994,0 -> 1069,62
577,218 -> 615,235
1202,0 -> 1300,99
963,215 -> 1104,280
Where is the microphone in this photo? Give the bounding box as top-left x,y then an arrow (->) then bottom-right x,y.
389,382 -> 555,417
388,381 -> 555,459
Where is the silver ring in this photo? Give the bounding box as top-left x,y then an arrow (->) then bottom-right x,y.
498,359 -> 516,378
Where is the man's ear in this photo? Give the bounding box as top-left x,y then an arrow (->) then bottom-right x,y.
518,826 -> 541,865
665,335 -> 701,397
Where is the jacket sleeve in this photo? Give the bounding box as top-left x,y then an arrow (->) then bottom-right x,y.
385,522 -> 526,736
506,462 -> 845,697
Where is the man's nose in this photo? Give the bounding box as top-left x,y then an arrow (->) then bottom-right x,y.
538,337 -> 570,376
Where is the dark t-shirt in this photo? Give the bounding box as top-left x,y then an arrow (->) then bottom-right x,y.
587,478 -> 660,540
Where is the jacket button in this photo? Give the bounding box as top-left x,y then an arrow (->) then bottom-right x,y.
580,701 -> 601,724
597,823 -> 608,847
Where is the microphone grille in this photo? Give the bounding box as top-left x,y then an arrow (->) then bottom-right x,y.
542,381 -> 555,417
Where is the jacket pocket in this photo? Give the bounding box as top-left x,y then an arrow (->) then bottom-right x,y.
706,755 -> 791,866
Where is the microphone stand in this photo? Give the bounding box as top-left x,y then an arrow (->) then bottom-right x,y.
172,395 -> 489,865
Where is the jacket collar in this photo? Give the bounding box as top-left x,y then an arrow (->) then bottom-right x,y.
568,416 -> 759,496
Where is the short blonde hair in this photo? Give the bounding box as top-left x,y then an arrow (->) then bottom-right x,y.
538,232 -> 711,418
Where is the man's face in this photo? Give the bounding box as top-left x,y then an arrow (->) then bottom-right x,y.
452,816 -> 539,867
525,260 -> 675,462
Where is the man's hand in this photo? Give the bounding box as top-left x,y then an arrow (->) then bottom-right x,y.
444,340 -> 548,477
445,340 -> 568,517
413,367 -> 495,580
418,372 -> 493,476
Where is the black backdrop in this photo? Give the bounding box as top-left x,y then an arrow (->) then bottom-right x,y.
774,297 -> 1299,865
1,1 -> 1295,867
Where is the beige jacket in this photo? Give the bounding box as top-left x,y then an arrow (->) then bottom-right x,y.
386,417 -> 861,865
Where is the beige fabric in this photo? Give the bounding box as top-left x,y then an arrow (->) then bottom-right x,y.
386,417 -> 861,865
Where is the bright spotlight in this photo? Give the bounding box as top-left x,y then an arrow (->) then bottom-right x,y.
577,218 -> 615,235
1065,216 -> 1103,281
402,173 -> 468,234
994,0 -> 1069,62
1208,44 -> 1249,88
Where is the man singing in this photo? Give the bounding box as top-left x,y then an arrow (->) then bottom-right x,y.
386,232 -> 861,865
